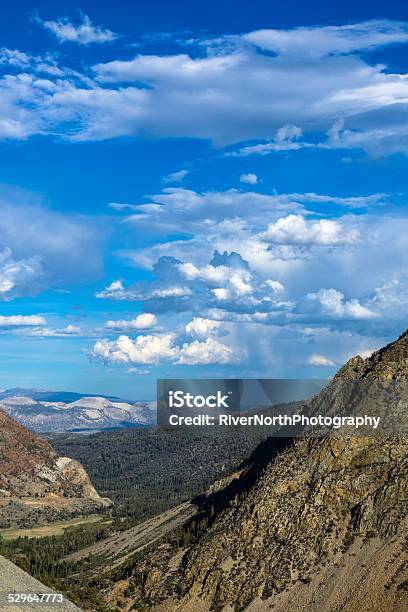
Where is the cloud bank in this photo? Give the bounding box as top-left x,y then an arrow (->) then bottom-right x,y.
0,20 -> 408,155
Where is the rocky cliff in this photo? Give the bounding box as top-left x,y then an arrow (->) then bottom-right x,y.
0,409 -> 110,528
108,331 -> 408,611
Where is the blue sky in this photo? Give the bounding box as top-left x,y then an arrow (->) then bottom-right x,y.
1,1 -> 408,398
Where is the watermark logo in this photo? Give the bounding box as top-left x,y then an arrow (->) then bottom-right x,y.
157,378 -> 406,437
168,389 -> 231,409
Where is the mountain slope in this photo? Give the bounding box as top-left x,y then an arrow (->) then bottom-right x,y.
0,409 -> 110,528
106,331 -> 408,611
0,555 -> 81,611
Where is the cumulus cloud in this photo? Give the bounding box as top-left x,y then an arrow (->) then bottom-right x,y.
95,280 -> 133,300
177,337 -> 233,364
261,215 -> 359,246
240,173 -> 258,185
117,188 -> 304,252
307,288 -> 378,320
96,250 -> 295,329
185,317 -> 221,338
265,280 -> 285,293
106,313 -> 157,330
92,333 -> 178,364
114,188 -> 380,273
102,179 -> 408,354
91,332 -> 233,365
38,13 -> 117,45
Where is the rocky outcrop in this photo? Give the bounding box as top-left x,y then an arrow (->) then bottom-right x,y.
0,409 -> 110,527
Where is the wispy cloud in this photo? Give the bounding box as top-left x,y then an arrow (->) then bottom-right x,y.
0,314 -> 46,327
307,354 -> 336,366
16,324 -> 81,337
38,13 -> 117,45
163,169 -> 189,183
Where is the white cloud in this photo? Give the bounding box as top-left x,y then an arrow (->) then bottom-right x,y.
185,317 -> 221,338
265,280 -> 285,293
1,21 -> 408,154
18,324 -> 81,337
240,173 -> 258,185
106,313 -> 157,330
0,48 -> 31,68
0,314 -> 46,326
0,191 -> 104,299
91,332 -> 234,365
244,21 -> 408,57
288,192 -> 386,209
163,169 -> 189,183
212,287 -> 229,301
307,354 -> 336,366
307,288 -> 378,320
92,333 -> 178,364
96,280 -> 131,300
177,337 -> 233,364
0,248 -> 43,300
178,261 -> 252,296
151,286 -> 192,298
95,277 -> 192,302
261,215 -> 359,245
39,13 -> 117,45
233,125 -> 308,156
120,187 -> 302,245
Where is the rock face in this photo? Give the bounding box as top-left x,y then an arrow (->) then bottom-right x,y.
114,331 -> 408,611
0,409 -> 109,527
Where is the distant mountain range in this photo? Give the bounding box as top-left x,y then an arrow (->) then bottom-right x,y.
0,388 -> 156,433
0,388 -> 122,403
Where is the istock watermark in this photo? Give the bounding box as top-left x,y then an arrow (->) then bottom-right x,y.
157,379 -> 408,437
168,389 -> 230,409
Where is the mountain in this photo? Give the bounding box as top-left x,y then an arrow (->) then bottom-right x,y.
0,394 -> 156,433
99,331 -> 408,611
0,408 -> 110,528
